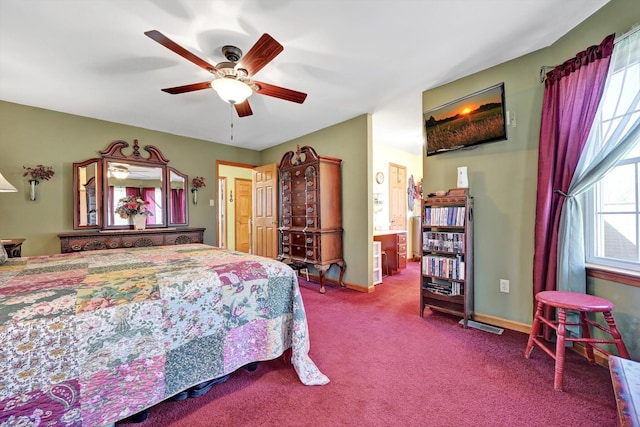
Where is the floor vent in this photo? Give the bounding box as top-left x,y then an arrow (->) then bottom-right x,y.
459,319 -> 504,335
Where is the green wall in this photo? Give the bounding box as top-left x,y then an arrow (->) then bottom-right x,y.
422,51 -> 544,324
260,114 -> 373,289
0,101 -> 260,255
422,0 -> 639,357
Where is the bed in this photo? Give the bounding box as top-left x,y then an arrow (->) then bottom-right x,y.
0,243 -> 328,426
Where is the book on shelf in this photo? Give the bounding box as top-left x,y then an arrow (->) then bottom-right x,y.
423,206 -> 466,227
421,254 -> 465,280
422,231 -> 465,252
423,281 -> 464,297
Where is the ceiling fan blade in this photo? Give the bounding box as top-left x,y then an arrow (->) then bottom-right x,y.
161,81 -> 212,94
253,81 -> 307,104
234,100 -> 253,117
145,30 -> 217,73
240,34 -> 283,76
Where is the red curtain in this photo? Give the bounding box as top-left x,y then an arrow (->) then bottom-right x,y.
171,189 -> 185,223
142,187 -> 156,225
532,34 -> 615,305
125,187 -> 139,198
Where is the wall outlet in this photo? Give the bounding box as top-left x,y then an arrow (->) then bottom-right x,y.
500,279 -> 510,293
209,199 -> 215,207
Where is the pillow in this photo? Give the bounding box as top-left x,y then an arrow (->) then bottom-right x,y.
0,242 -> 7,265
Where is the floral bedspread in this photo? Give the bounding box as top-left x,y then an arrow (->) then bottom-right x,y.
0,243 -> 328,426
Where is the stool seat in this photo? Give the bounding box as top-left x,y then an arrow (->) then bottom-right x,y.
536,291 -> 614,312
525,290 -> 629,391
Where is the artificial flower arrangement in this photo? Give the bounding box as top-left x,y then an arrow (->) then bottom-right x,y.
23,165 -> 55,182
115,196 -> 153,218
192,176 -> 206,190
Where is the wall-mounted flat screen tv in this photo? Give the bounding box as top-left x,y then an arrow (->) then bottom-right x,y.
424,82 -> 507,156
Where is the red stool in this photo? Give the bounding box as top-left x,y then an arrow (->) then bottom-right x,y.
525,290 -> 629,391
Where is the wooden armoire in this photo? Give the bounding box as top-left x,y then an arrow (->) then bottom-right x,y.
278,145 -> 346,293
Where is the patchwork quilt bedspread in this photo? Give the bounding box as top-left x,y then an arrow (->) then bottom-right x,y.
0,243 -> 328,426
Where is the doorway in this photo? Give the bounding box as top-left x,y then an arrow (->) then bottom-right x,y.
217,161 -> 254,252
218,177 -> 227,248
216,161 -> 279,257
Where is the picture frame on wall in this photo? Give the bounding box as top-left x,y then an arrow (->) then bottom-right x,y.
424,82 -> 507,156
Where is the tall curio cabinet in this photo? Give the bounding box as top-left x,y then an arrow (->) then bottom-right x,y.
420,189 -> 474,327
278,145 -> 346,293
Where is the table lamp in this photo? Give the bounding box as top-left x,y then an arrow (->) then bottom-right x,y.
0,172 -> 17,192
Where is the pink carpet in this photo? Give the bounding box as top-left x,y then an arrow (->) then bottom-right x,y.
118,261 -> 618,427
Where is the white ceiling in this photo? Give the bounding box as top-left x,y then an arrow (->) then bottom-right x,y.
0,0 -> 609,155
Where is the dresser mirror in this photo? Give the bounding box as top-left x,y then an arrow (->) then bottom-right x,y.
73,158 -> 102,229
72,139 -> 189,230
168,167 -> 188,226
105,161 -> 166,229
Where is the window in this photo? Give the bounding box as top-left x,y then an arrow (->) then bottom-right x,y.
587,143 -> 640,270
585,44 -> 640,272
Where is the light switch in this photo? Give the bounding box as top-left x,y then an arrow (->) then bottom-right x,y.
209,199 -> 215,207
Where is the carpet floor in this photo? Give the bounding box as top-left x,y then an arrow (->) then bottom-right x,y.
118,261 -> 618,427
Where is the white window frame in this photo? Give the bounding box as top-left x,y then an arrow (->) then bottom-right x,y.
585,151 -> 640,272
583,41 -> 640,277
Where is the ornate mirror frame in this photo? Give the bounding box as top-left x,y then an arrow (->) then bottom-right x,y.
72,139 -> 189,230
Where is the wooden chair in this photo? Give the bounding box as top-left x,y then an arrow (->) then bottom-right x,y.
381,250 -> 389,277
524,290 -> 630,391
288,261 -> 309,281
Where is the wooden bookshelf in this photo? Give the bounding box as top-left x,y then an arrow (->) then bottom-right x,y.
420,189 -> 474,327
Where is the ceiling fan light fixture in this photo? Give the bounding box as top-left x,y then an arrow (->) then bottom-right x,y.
211,78 -> 253,104
109,165 -> 129,180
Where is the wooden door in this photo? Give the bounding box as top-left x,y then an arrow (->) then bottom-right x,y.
252,163 -> 278,259
235,178 -> 253,253
389,163 -> 407,231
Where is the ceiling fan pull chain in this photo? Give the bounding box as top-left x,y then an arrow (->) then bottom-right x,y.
230,103 -> 234,143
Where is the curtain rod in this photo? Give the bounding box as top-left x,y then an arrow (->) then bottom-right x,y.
614,25 -> 639,44
539,26 -> 638,83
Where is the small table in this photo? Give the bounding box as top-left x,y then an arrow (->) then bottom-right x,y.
1,238 -> 25,258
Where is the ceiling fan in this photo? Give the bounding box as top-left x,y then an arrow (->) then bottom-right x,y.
144,30 -> 307,117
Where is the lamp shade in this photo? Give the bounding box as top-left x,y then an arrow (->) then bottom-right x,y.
210,78 -> 253,104
0,172 -> 17,192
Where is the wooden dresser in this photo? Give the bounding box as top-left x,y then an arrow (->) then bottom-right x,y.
57,228 -> 205,253
373,231 -> 407,275
278,145 -> 345,293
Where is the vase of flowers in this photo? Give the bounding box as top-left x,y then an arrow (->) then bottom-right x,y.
23,164 -> 55,201
191,176 -> 206,205
115,196 -> 152,230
